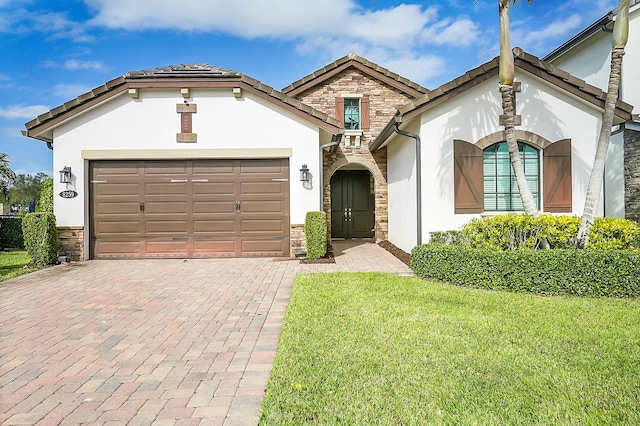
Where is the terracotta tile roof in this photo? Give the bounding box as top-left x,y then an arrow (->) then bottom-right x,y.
281,52 -> 429,98
371,48 -> 634,151
24,64 -> 341,139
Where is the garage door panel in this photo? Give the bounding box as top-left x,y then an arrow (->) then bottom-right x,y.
95,201 -> 140,215
193,182 -> 235,195
94,221 -> 140,235
241,219 -> 286,233
145,162 -> 188,177
91,159 -> 289,258
93,241 -> 141,257
193,200 -> 234,214
145,182 -> 187,195
239,160 -> 286,175
193,219 -> 235,233
145,240 -> 190,257
240,200 -> 285,214
95,183 -> 141,197
241,239 -> 288,255
144,201 -> 188,215
145,220 -> 188,234
240,182 -> 286,195
192,240 -> 235,256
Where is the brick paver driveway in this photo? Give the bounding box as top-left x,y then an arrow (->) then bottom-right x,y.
0,241 -> 411,425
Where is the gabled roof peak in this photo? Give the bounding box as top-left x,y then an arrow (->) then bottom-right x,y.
282,53 -> 429,98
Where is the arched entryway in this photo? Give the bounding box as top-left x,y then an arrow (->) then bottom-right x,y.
330,165 -> 375,239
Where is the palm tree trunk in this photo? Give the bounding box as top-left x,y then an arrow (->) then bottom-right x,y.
576,47 -> 625,248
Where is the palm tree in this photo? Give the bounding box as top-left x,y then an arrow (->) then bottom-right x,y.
498,0 -> 539,217
576,0 -> 630,248
0,153 -> 16,200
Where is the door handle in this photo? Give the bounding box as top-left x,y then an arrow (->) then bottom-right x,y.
236,201 -> 241,212
344,207 -> 348,221
139,202 -> 145,213
348,208 -> 352,221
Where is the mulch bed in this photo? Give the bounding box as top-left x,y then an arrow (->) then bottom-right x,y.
299,241 -> 411,266
378,240 -> 411,266
299,244 -> 336,264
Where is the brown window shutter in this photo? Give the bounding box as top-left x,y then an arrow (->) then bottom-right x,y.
454,139 -> 484,214
543,139 -> 572,212
335,97 -> 344,127
360,97 -> 370,130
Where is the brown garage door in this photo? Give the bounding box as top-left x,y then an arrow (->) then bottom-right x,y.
90,159 -> 290,258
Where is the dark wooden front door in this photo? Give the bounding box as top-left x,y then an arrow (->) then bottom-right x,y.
330,170 -> 375,239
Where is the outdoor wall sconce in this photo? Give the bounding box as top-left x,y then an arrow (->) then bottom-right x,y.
300,164 -> 310,182
59,166 -> 72,184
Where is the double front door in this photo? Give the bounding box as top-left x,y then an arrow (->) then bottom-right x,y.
330,170 -> 375,239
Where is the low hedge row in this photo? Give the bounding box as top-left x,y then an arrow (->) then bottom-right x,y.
411,244 -> 640,298
0,216 -> 24,249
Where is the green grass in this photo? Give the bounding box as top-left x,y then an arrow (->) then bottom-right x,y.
260,272 -> 640,425
0,250 -> 35,282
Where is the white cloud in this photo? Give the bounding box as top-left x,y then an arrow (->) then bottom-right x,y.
63,59 -> 109,71
514,14 -> 583,51
42,59 -> 110,72
0,105 -> 50,120
420,17 -> 481,47
0,6 -> 93,42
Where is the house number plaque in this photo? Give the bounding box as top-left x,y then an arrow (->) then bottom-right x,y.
59,190 -> 78,198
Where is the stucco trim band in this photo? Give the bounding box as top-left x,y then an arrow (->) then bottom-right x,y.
81,148 -> 293,160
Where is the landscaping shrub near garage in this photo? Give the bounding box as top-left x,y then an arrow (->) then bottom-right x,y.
305,211 -> 327,260
21,212 -> 58,267
411,244 -> 640,297
0,216 -> 24,249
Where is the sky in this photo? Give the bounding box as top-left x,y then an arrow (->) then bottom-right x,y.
0,0 -> 619,177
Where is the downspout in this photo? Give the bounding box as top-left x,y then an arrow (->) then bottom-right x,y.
393,122 -> 422,245
318,134 -> 342,209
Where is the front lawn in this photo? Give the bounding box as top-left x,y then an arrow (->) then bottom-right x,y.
0,250 -> 35,282
260,272 -> 640,425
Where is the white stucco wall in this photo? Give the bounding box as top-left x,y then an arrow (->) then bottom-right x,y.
387,124 -> 418,253
387,71 -> 610,252
52,88 -> 323,228
550,5 -> 640,109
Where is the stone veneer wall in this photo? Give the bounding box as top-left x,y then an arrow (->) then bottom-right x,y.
625,128 -> 640,223
57,226 -> 84,261
295,69 -> 415,241
290,223 -> 306,256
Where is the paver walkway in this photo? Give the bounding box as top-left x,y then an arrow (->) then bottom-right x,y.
0,240 -> 411,425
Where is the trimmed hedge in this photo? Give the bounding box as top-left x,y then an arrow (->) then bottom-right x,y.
437,215 -> 640,251
411,244 -> 640,298
0,216 -> 24,249
22,212 -> 58,267
305,211 -> 327,260
36,178 -> 54,213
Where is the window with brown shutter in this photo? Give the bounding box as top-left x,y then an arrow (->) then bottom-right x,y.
335,97 -> 344,126
543,139 -> 572,212
360,97 -> 370,130
454,139 -> 484,213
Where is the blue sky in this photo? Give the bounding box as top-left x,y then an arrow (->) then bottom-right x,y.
0,0 -> 618,177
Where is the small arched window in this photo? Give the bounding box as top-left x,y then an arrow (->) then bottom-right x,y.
482,142 -> 540,211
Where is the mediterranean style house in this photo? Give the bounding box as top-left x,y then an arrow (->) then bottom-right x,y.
23,35 -> 635,259
544,0 -> 640,223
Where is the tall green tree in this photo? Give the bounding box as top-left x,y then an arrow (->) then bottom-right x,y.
0,153 -> 16,201
8,172 -> 50,210
576,0 -> 630,248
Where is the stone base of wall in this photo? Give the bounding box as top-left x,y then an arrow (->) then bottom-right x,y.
625,128 -> 640,224
290,224 -> 305,257
57,227 -> 84,261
